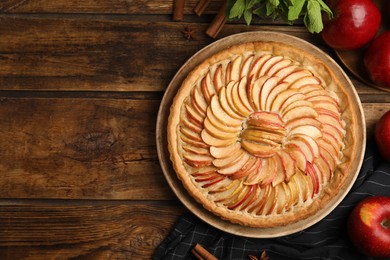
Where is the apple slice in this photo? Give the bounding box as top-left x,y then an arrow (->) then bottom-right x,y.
276,183 -> 288,214
274,64 -> 298,79
230,157 -> 260,180
185,103 -> 205,127
210,142 -> 241,159
259,76 -> 279,111
209,178 -> 239,194
248,111 -> 285,127
283,105 -> 318,122
212,147 -> 244,168
259,157 -> 277,188
313,156 -> 332,183
285,138 -> 314,163
180,125 -> 203,142
312,100 -> 341,114
183,152 -> 214,167
247,185 -> 270,214
305,162 -> 320,198
270,89 -> 300,112
285,117 -> 322,131
229,55 -> 243,82
203,117 -> 239,140
287,177 -> 300,208
180,133 -> 209,149
285,145 -> 306,171
226,81 -> 244,116
192,86 -> 208,115
212,64 -> 224,93
219,85 -> 243,120
183,144 -> 210,156
277,150 -> 296,181
244,158 -> 269,185
201,129 -> 236,147
201,71 -> 216,104
258,55 -> 284,76
240,55 -> 254,78
237,77 -> 254,114
282,69 -> 312,83
241,139 -> 279,158
213,180 -> 243,203
280,100 -> 313,117
289,75 -> 321,89
218,152 -> 251,175
279,93 -> 306,113
242,129 -> 284,144
267,58 -> 293,76
236,185 -> 260,211
265,82 -> 289,111
210,95 -> 242,127
249,75 -> 268,111
293,170 -> 312,202
299,84 -> 323,95
231,78 -> 252,117
249,54 -> 272,79
289,125 -> 322,139
272,155 -> 286,186
227,184 -> 255,210
260,185 -> 277,215
181,113 -> 203,134
206,107 -> 241,133
306,94 -> 339,107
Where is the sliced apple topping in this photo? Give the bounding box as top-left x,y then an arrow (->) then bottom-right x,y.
212,64 -> 224,93
267,58 -> 293,76
248,54 -> 272,79
258,55 -> 284,76
175,50 -> 348,219
240,55 -> 254,78
219,84 -> 244,120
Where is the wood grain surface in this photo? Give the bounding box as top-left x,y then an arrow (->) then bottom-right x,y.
0,0 -> 389,258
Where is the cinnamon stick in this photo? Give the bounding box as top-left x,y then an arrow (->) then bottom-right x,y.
173,0 -> 186,21
193,0 -> 212,16
205,2 -> 227,38
191,243 -> 218,260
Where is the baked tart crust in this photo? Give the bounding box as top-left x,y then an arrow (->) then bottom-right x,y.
167,41 -> 360,228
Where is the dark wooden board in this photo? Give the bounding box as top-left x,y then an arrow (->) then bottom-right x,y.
0,200 -> 187,259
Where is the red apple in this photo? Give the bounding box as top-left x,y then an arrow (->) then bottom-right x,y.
364,31 -> 390,89
375,110 -> 390,161
321,0 -> 381,50
347,196 -> 390,258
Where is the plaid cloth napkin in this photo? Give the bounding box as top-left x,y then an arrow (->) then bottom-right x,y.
154,140 -> 390,260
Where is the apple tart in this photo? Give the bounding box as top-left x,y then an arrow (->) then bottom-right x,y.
167,41 -> 359,228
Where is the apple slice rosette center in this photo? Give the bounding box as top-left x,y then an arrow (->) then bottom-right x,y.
241,111 -> 285,158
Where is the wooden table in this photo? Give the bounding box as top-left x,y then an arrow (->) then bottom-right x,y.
0,1 -> 389,258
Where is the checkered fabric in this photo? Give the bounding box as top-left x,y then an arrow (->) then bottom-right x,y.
153,140 -> 390,260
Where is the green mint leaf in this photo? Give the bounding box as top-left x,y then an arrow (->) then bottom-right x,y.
288,0 -> 306,21
305,0 -> 323,33
265,0 -> 279,16
316,0 -> 333,19
229,0 -> 246,19
244,8 -> 253,25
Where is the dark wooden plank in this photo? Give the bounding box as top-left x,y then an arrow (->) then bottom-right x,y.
0,200 -> 187,259
0,97 -> 175,200
0,0 -> 227,14
0,15 -> 384,95
0,0 -> 225,14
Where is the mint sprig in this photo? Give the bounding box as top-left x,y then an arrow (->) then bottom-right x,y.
226,0 -> 333,33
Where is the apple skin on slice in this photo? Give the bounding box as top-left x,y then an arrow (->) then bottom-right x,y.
258,56 -> 284,76
248,54 -> 272,79
267,58 -> 293,77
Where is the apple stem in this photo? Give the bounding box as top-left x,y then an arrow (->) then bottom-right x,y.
382,218 -> 390,229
